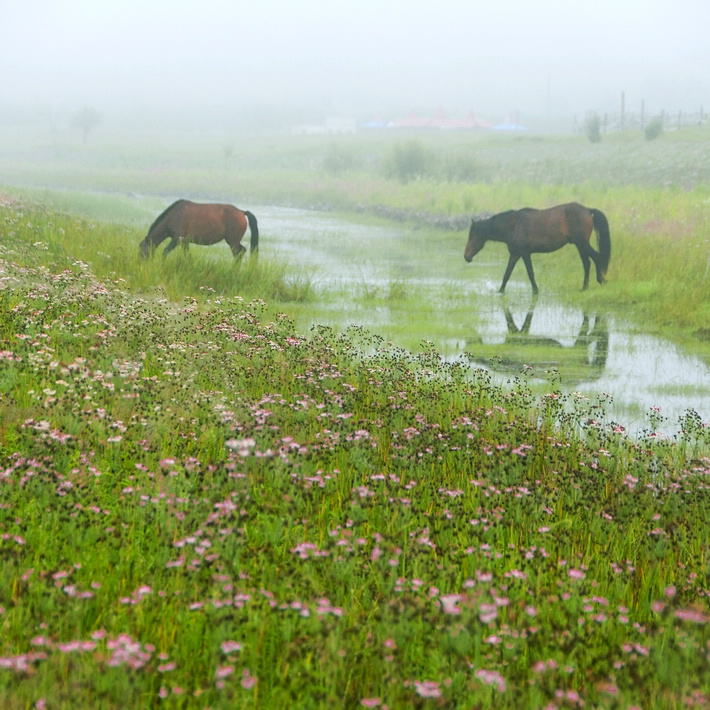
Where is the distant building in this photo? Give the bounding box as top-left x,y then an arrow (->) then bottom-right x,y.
291,116 -> 357,135
385,109 -> 492,130
491,113 -> 528,131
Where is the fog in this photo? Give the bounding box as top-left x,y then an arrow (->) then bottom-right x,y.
3,0 -> 709,130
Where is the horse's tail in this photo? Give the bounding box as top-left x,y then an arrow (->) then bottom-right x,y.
590,208 -> 611,278
244,210 -> 259,253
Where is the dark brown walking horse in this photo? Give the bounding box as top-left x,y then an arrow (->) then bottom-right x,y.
139,200 -> 259,259
464,202 -> 610,294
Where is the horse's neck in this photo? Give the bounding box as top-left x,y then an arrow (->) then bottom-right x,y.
487,214 -> 517,242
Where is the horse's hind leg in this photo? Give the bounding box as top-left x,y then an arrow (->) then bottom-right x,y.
225,232 -> 246,259
229,244 -> 246,259
592,250 -> 605,284
575,243 -> 597,289
580,252 -> 591,289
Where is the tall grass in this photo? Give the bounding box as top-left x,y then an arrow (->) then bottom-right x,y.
1,195 -> 313,303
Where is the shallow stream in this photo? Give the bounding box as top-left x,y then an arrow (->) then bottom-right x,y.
155,202 -> 710,436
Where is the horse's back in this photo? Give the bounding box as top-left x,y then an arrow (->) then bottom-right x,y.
526,203 -> 593,229
514,203 -> 592,252
184,203 -> 230,238
143,199 -> 255,257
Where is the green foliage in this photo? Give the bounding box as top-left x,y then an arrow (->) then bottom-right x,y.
586,112 -> 602,143
383,139 -> 438,183
644,117 -> 664,141
71,105 -> 102,143
442,152 -> 479,182
322,143 -> 357,176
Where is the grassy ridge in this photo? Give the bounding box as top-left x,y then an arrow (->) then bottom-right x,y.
1,193 -> 710,708
0,194 -> 313,304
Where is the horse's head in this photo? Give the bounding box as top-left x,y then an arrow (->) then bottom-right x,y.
464,219 -> 486,262
139,238 -> 151,259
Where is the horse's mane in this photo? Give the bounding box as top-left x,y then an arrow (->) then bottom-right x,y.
146,200 -> 186,235
490,209 -> 520,222
482,209 -> 520,238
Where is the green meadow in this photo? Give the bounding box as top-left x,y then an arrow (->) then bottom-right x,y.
1,124 -> 710,708
3,123 -> 710,342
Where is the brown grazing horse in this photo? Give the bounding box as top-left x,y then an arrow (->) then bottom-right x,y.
464,202 -> 610,294
139,200 -> 259,259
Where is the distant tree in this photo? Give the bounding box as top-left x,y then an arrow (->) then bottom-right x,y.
644,117 -> 664,141
384,140 -> 437,183
442,154 -> 478,182
323,143 -> 357,176
72,106 -> 102,143
585,113 -> 602,143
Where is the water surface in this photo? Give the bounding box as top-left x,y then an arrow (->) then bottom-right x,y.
201,204 -> 710,435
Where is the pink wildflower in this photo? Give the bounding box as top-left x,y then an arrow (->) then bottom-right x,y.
216,665 -> 234,679
475,668 -> 506,692
241,669 -> 257,689
440,594 -> 462,615
414,680 -> 441,698
478,603 -> 498,624
674,608 -> 708,623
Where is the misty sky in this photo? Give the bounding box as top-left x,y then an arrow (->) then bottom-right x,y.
3,0 -> 709,123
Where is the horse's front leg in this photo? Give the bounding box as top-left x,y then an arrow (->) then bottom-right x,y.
499,253 -> 521,293
162,236 -> 179,258
521,254 -> 539,295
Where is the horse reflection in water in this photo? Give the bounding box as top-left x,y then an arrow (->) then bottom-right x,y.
470,307 -> 609,386
139,200 -> 259,259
